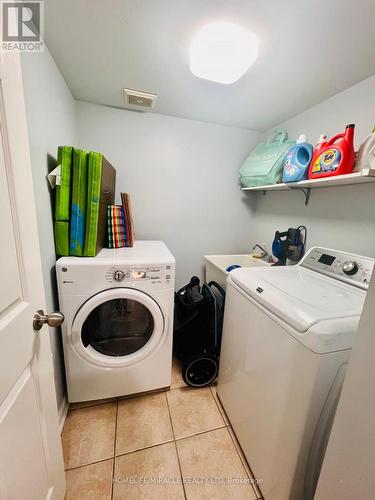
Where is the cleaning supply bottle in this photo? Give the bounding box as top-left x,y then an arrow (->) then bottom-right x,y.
308,134 -> 327,175
354,125 -> 375,172
308,124 -> 355,179
314,134 -> 328,156
282,134 -> 313,182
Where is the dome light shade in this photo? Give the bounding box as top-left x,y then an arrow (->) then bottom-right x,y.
190,22 -> 259,84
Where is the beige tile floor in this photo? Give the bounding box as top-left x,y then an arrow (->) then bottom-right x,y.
62,358 -> 263,500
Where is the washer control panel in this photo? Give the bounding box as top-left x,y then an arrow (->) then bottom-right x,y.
105,265 -> 173,285
301,247 -> 374,289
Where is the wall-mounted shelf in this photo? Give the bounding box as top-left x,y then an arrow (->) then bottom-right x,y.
241,169 -> 375,206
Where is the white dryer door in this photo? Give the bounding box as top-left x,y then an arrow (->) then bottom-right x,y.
70,288 -> 165,367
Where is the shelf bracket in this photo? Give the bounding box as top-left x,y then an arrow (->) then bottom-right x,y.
289,186 -> 311,206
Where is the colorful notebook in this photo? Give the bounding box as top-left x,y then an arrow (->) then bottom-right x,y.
70,149 -> 88,256
107,205 -> 126,248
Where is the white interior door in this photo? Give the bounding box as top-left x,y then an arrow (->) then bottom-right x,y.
0,52 -> 65,499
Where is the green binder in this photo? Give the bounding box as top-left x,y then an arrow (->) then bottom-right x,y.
70,149 -> 88,256
83,152 -> 102,256
55,146 -> 73,221
54,221 -> 69,256
84,153 -> 116,257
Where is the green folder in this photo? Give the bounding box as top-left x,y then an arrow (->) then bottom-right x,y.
83,154 -> 116,257
55,146 -> 73,221
83,152 -> 103,256
54,221 -> 69,256
70,149 -> 88,256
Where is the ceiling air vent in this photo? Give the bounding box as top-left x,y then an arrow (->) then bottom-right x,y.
123,88 -> 157,110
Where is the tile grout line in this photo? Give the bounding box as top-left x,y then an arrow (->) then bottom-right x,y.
164,391 -> 187,500
68,398 -> 118,411
111,424 -> 229,461
226,425 -> 263,499
65,456 -> 115,472
174,424 -> 228,442
209,385 -> 229,426
118,387 -> 169,401
111,398 -> 119,500
226,426 -> 258,498
115,439 -> 175,458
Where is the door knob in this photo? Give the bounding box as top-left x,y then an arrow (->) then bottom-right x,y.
33,310 -> 65,331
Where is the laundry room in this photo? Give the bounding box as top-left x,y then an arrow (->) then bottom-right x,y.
1,1 -> 375,499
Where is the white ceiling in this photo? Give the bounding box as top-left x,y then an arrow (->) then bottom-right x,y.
44,0 -> 375,132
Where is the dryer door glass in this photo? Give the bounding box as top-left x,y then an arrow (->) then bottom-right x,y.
81,298 -> 154,356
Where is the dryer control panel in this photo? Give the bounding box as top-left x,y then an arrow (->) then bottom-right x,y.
105,265 -> 173,285
301,247 -> 374,289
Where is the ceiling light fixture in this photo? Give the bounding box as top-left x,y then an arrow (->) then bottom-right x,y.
190,22 -> 259,85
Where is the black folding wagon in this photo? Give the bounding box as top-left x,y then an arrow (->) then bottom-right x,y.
173,276 -> 225,387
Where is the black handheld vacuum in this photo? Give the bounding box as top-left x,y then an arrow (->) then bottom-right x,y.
272,226 -> 307,265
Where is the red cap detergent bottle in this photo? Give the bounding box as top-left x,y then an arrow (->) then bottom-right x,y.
308,124 -> 355,179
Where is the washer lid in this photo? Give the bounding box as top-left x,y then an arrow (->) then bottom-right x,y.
229,266 -> 366,333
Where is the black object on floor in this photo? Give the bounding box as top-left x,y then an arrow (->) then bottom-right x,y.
173,276 -> 225,388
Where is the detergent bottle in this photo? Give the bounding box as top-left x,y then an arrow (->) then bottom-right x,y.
308,124 -> 355,179
314,134 -> 328,156
282,134 -> 313,182
308,134 -> 327,174
354,125 -> 375,172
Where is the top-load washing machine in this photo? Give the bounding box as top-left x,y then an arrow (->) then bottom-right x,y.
56,241 -> 175,402
217,246 -> 374,500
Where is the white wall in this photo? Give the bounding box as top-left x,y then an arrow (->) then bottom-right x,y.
21,48 -> 77,418
76,101 -> 260,288
314,271 -> 375,500
249,75 -> 375,258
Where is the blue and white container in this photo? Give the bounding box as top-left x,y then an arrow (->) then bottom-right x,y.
282,134 -> 313,183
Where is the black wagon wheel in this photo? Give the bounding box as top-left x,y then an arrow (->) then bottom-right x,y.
182,353 -> 219,388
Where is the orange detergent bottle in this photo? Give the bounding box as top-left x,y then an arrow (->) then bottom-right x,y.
308,124 -> 355,179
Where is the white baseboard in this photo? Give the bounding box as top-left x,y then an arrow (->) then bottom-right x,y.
58,397 -> 69,433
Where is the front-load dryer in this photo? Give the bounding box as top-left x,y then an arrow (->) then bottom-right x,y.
56,241 -> 175,402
